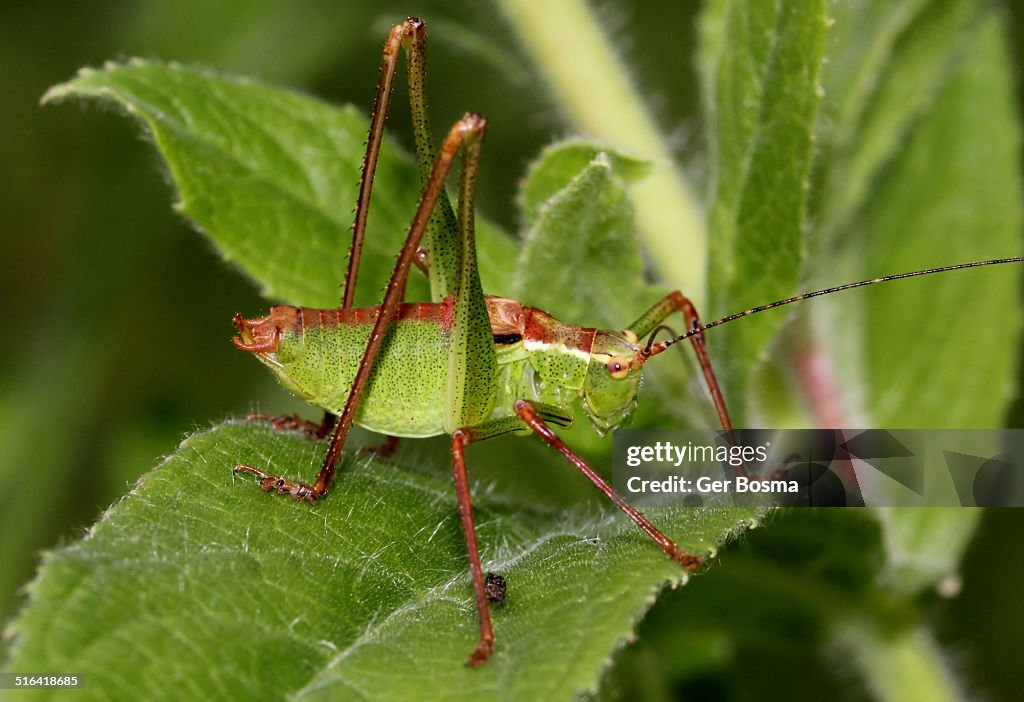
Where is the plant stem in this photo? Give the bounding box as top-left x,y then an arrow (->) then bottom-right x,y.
840,624 -> 963,702
498,0 -> 708,307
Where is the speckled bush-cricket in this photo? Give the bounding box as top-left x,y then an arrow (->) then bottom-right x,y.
230,18 -> 1023,665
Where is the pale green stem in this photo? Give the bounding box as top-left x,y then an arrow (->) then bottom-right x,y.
498,0 -> 708,307
839,624 -> 963,702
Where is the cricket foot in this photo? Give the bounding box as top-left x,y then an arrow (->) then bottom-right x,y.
466,638 -> 494,667
670,548 -> 704,571
233,464 -> 320,504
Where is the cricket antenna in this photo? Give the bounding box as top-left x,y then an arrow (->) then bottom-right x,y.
651,257 -> 1024,354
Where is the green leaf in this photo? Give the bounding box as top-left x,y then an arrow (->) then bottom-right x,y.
812,0 -> 978,242
43,60 -> 517,308
874,508 -> 982,596
604,508 -> 965,701
512,147 -> 658,330
698,0 -> 829,422
815,7 -> 1022,428
3,423 -> 760,700
516,139 -> 651,227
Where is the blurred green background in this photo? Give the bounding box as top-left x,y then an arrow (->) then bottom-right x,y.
2,0 -> 1023,698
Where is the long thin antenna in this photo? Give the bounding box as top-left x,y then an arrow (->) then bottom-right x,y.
656,257 -> 1024,351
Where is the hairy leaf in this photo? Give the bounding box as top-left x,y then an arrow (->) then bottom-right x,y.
699,0 -> 829,421
3,424 -> 760,700
512,148 -> 657,330
836,10 -> 1022,428
43,61 -> 517,308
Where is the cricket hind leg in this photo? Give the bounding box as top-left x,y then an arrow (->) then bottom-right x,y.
233,115 -> 490,503
514,400 -> 703,571
344,17 -> 461,307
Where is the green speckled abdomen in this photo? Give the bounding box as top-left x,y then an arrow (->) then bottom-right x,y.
255,304 -> 453,437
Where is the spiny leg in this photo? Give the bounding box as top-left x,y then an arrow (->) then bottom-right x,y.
233,115 -> 490,503
514,400 -> 703,570
345,17 -> 461,308
343,19 -> 410,307
629,291 -> 734,433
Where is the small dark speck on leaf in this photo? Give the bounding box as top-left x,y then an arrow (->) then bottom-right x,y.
485,572 -> 506,603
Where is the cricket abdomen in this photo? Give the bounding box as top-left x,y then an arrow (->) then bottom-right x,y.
244,303 -> 451,437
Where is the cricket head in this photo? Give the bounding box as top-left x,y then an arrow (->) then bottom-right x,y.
582,330 -> 645,435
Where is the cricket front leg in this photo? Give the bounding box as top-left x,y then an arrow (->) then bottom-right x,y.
629,291 -> 734,434
514,400 -> 703,571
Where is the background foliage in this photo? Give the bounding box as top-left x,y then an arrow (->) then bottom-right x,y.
2,1 -> 1024,699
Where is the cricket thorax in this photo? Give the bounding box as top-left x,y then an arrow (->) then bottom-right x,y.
486,299 -> 595,388
486,298 -> 643,434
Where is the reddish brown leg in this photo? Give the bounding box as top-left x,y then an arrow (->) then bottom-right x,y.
677,297 -> 733,433
451,429 -> 496,666
514,400 -> 703,571
344,17 -> 453,305
246,411 -> 336,441
343,20 -> 415,308
630,292 -> 733,433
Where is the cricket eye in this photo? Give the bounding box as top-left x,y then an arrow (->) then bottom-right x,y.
607,356 -> 629,380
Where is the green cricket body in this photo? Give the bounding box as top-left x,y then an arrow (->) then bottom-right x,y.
233,295 -> 644,439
